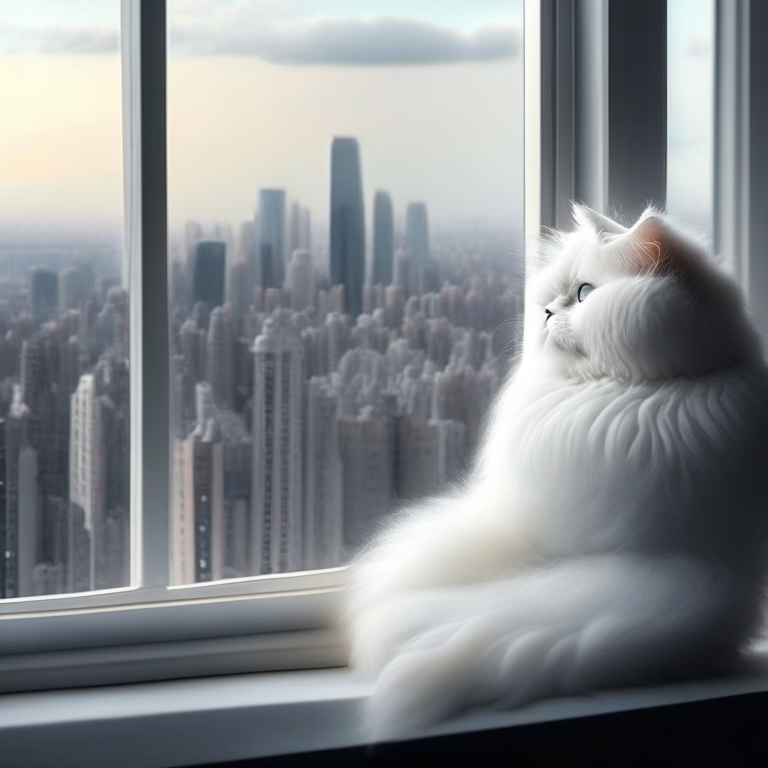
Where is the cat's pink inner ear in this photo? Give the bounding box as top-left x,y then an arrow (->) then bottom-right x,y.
627,216 -> 692,277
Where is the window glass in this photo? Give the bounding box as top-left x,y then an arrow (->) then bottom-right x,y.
667,0 -> 714,241
0,1 -> 128,598
168,0 -> 524,583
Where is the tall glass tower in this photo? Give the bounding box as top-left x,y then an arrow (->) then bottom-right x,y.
405,202 -> 430,295
329,137 -> 365,318
405,202 -> 429,266
191,241 -> 226,309
372,190 -> 394,287
258,189 -> 286,289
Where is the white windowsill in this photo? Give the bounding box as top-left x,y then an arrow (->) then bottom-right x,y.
2,646 -> 768,768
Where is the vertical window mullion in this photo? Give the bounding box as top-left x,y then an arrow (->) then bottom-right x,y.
714,0 -> 768,340
123,0 -> 170,589
527,0 -> 667,238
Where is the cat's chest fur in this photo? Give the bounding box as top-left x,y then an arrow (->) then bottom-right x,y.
477,363 -> 768,563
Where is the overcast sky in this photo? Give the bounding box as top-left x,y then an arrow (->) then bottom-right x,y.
0,0 -> 712,241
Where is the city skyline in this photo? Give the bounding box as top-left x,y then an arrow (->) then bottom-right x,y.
0,120 -> 523,594
0,1 -> 523,229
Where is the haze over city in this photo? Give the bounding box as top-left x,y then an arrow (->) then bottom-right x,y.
0,0 -> 717,595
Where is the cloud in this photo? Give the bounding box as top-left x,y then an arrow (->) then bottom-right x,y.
0,10 -> 520,66
171,16 -> 520,65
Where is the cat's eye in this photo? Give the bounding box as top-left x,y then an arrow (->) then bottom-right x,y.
577,283 -> 595,302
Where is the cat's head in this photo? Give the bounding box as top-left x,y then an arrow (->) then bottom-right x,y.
524,206 -> 761,382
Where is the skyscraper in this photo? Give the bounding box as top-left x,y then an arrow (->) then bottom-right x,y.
192,241 -> 226,310
206,306 -> 234,407
258,189 -> 286,289
60,264 -> 95,311
405,202 -> 430,293
251,319 -> 303,575
339,407 -> 392,550
287,249 -> 314,311
372,191 -> 394,286
0,419 -> 5,598
30,268 -> 59,325
405,202 -> 430,265
329,137 -> 365,318
239,219 -> 259,304
304,378 -> 342,569
69,373 -> 105,591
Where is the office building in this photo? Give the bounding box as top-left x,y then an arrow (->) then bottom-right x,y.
339,407 -> 392,550
192,241 -> 226,310
329,137 -> 365,317
405,202 -> 430,266
69,373 -> 105,591
405,202 -> 430,294
30,268 -> 59,325
206,306 -> 234,408
251,319 -> 304,575
304,377 -> 343,569
372,191 -> 394,286
258,189 -> 286,289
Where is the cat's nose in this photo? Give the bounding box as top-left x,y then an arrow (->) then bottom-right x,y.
545,308 -> 554,323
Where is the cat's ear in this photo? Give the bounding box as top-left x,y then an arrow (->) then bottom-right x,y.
625,212 -> 695,276
572,204 -> 628,237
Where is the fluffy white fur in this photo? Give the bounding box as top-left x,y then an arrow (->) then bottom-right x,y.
343,206 -> 768,739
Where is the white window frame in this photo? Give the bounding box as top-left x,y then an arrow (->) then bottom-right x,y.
0,0 -> 345,693
1,0 -> 768,725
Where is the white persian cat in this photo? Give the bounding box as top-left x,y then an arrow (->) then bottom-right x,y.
343,205 -> 768,738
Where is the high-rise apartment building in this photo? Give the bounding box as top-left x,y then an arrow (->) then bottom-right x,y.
258,189 -> 286,289
4,389 -> 27,598
304,377 -> 342,569
69,373 -> 105,592
329,137 -> 365,318
339,407 -> 392,550
251,319 -> 303,575
192,241 -> 226,310
372,191 -> 394,286
206,306 -> 234,408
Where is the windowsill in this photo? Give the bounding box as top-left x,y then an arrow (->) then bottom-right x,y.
2,645 -> 768,768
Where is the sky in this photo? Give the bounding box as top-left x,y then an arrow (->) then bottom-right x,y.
0,0 -> 523,235
0,0 -> 713,241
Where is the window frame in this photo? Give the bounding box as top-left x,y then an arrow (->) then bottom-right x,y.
0,0 -> 346,690
1,0 -> 768,715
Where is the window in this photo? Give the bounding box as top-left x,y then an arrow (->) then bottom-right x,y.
165,0 -> 524,584
667,0 -> 714,241
0,0 -> 129,600
1,9 -> 767,762
0,0 -> 525,691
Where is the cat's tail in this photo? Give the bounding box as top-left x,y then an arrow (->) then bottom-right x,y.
353,554 -> 758,740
